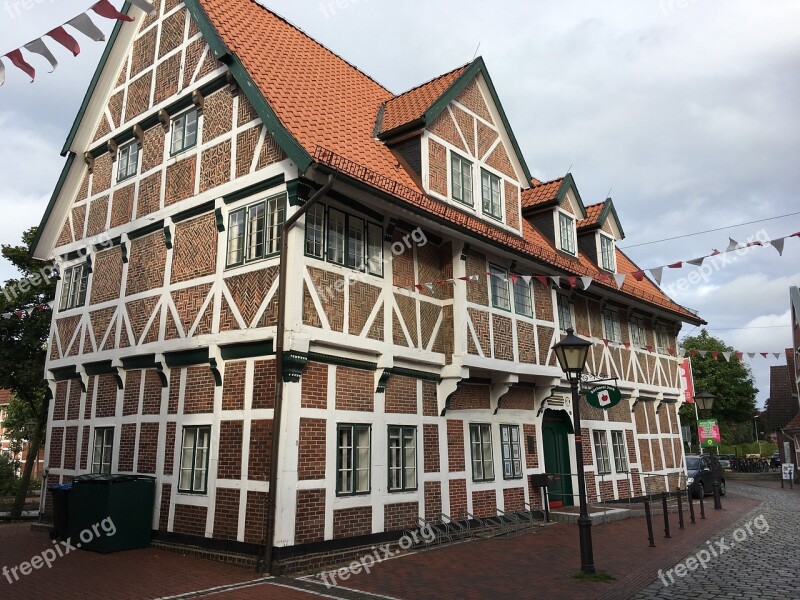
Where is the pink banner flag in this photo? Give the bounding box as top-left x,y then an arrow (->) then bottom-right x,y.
5,49 -> 35,81
535,276 -> 549,287
631,270 -> 645,282
668,262 -> 683,269
567,276 -> 577,288
735,352 -> 743,361
711,351 -> 719,360
91,0 -> 134,22
48,26 -> 81,56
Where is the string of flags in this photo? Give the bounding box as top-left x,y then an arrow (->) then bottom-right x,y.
1,302 -> 54,320
402,230 -> 800,294
0,0 -> 156,86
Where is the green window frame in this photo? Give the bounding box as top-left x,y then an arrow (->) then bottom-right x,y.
500,425 -> 522,480
91,427 -> 114,475
600,234 -> 615,272
225,193 -> 286,267
470,423 -> 494,482
306,204 -> 384,275
489,265 -> 511,311
592,430 -> 612,475
558,211 -> 576,255
611,430 -> 628,473
305,203 -> 325,259
388,426 -> 417,492
557,295 -> 572,331
451,152 -> 473,206
116,141 -> 139,182
337,424 -> 371,496
60,263 -> 88,311
481,169 -> 502,219
512,274 -> 533,317
170,108 -> 198,155
179,425 -> 211,494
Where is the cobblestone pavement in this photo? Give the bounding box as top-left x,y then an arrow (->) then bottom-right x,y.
633,481 -> 800,599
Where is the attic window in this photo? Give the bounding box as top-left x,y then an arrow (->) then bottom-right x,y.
481,170 -> 502,220
117,141 -> 139,182
171,108 -> 199,155
600,234 -> 615,272
558,211 -> 576,255
451,152 -> 473,206
60,264 -> 88,311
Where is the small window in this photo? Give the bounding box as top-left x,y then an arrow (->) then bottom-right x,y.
337,424 -> 371,495
327,208 -> 346,265
512,275 -> 533,317
264,195 -> 285,256
366,223 -> 384,276
592,430 -> 612,475
481,169 -> 502,219
179,425 -> 211,493
451,152 -> 473,206
655,325 -> 669,353
630,317 -> 646,347
602,309 -> 621,343
305,203 -> 325,259
489,265 -> 511,311
611,430 -> 628,473
557,295 -> 572,331
117,142 -> 139,182
226,209 -> 246,266
60,263 -> 88,310
91,428 -> 114,475
170,108 -> 199,155
246,203 -> 266,261
500,425 -> 522,479
558,212 -> 576,255
470,424 -> 494,482
347,215 -> 365,271
600,235 -> 615,272
388,426 -> 417,492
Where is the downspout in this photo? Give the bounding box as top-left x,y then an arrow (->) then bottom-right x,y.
263,171 -> 335,573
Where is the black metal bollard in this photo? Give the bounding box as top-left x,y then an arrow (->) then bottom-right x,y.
713,482 -> 722,509
644,499 -> 656,547
676,488 -> 685,530
543,488 -> 550,523
687,487 -> 696,524
699,491 -> 706,519
662,492 -> 671,538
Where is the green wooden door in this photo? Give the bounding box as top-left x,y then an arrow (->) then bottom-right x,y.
542,410 -> 574,507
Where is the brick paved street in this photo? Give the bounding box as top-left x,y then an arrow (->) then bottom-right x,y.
1,483 -> 785,599
633,481 -> 800,599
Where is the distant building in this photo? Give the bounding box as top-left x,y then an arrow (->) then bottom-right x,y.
777,287 -> 800,470
0,389 -> 44,478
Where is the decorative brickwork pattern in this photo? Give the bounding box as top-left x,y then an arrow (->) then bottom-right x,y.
142,370 -> 163,414
428,138 -> 447,196
235,126 -> 260,177
348,281 -> 381,336
170,283 -> 213,337
203,90 -> 234,142
385,376 -> 417,414
92,154 -> 112,196
91,247 -> 123,306
130,28 -> 156,77
537,326 -> 555,365
447,420 -> 465,472
335,367 -> 373,412
165,157 -> 197,206
159,9 -> 186,57
125,72 -> 153,122
457,78 -> 494,125
430,111 -> 467,154
485,143 -> 516,180
126,296 -> 160,345
63,426 -> 77,470
182,38 -> 206,89
256,134 -> 286,169
306,267 -> 343,332
213,488 -> 240,541
86,195 -> 110,237
137,422 -> 159,474
301,362 -> 328,409
333,506 -> 372,539
53,316 -> 81,360
123,370 -> 142,416
419,302 -> 441,350
199,140 -> 232,193
172,214 -> 218,285
137,171 -> 162,217
384,502 -> 418,532
423,423 -> 440,473
141,128 -> 165,174
110,184 -> 134,228
218,420 -> 243,479
248,419 -> 272,481
173,504 -> 207,538
452,106 -> 476,155
297,418 -> 325,480
154,53 -> 181,105
223,267 -> 278,329
492,314 -> 514,360
295,490 -> 325,544
395,294 -> 418,347
504,181 -> 520,231
608,399 -> 632,423
238,96 -> 258,126
71,205 -> 86,241
450,384 -> 490,411
477,120 -> 498,160
127,232 -> 166,295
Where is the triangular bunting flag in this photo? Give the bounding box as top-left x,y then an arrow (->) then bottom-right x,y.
667,347 -> 676,356
0,58 -> 4,87
91,0 -> 135,22
47,26 -> 81,56
711,351 -> 719,360
522,276 -> 532,285
735,352 -> 743,361
726,238 -> 740,252
645,345 -> 654,353
5,49 -> 35,81
624,342 -> 631,350
746,241 -> 763,247
792,232 -> 800,238
773,352 -> 781,360
668,261 -> 682,269
769,238 -> 785,256
649,267 -> 664,285
602,338 -> 609,347
613,273 -> 626,289
25,307 -> 35,315
698,351 -> 707,357
424,283 -> 434,292
415,284 -> 425,292
67,14 -> 106,42
509,274 -> 519,285
760,352 -> 768,358
747,353 -> 755,359
14,310 -> 23,319
580,276 -> 593,290
129,0 -> 158,15
47,301 -> 55,309
631,270 -> 645,282
567,276 -> 577,288
722,352 -> 731,361
23,39 -> 57,72
710,249 -> 720,256
550,276 -> 561,287
458,276 -> 470,281
687,257 -> 705,266
535,275 -> 549,287
690,349 -> 699,357
470,275 -> 479,281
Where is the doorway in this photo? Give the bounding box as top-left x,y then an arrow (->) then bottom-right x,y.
542,409 -> 574,507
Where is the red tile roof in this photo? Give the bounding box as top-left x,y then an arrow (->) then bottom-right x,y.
0,389 -> 11,405
197,0 -> 700,324
521,177 -> 564,209
379,64 -> 470,136
578,202 -> 604,229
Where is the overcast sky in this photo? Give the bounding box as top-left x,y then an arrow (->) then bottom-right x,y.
1,1 -> 798,407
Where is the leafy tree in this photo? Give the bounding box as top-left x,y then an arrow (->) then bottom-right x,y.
0,227 -> 55,516
678,330 -> 759,444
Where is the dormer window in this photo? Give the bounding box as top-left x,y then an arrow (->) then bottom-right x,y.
600,234 -> 615,272
451,152 -> 473,206
558,211 -> 576,255
481,169 -> 502,219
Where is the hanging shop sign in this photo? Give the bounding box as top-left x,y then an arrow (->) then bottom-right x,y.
585,385 -> 622,410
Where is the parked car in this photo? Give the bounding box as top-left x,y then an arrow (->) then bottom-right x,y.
686,454 -> 726,499
771,451 -> 781,469
717,454 -> 735,470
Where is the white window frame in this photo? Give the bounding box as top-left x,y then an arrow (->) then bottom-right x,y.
470,423 -> 495,482
611,430 -> 628,473
481,169 -> 502,220
512,274 -> 533,318
170,108 -> 199,155
178,425 -> 211,494
91,427 -> 114,475
59,263 -> 88,311
599,233 -> 615,272
225,193 -> 286,267
500,424 -> 522,480
602,309 -> 621,343
388,425 -> 417,492
450,152 -> 474,206
116,141 -> 139,182
630,316 -> 646,347
557,210 -> 576,255
592,430 -> 612,475
489,265 -> 511,311
337,424 -> 371,496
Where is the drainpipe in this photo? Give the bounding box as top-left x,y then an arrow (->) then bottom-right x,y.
263,171 -> 335,574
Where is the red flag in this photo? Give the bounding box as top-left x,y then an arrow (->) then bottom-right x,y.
47,26 -> 81,56
509,274 -> 519,285
14,310 -> 24,318
415,284 -> 424,292
567,276 -> 577,288
668,262 -> 682,269
645,345 -> 654,353
631,270 -> 645,281
623,342 -> 631,350
735,352 -> 743,361
5,49 -> 35,81
712,351 -> 719,360
667,347 -> 676,356
458,276 -> 469,281
710,249 -> 720,256
791,232 -> 800,238
746,241 -> 763,247
535,275 -> 548,287
602,338 -> 609,347
689,349 -> 698,357
760,352 -> 768,358
91,0 -> 134,21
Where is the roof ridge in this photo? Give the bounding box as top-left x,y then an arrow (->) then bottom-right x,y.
530,176 -> 564,188
388,61 -> 472,101
245,0 -> 392,95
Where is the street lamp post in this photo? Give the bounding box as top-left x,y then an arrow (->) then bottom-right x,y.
754,416 -> 762,456
552,328 -> 594,575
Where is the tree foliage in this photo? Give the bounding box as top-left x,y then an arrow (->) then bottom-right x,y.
678,330 -> 759,437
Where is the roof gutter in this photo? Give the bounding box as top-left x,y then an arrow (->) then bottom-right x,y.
263,171 -> 335,574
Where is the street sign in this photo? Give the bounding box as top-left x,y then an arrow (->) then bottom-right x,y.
586,385 -> 622,410
782,463 -> 795,481
698,419 -> 721,448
